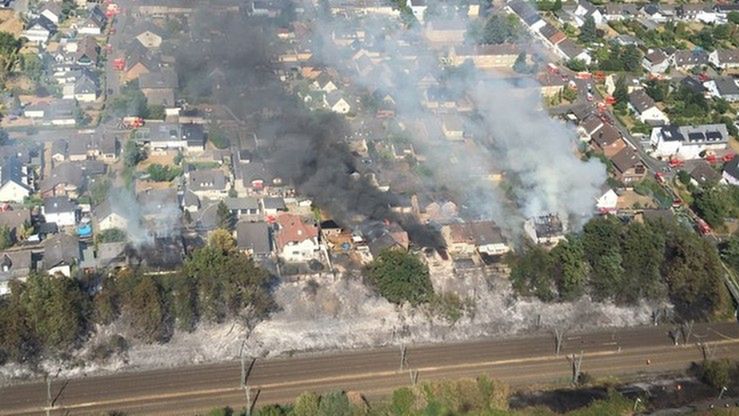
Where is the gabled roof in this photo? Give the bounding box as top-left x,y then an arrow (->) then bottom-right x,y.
188,169 -> 227,192
236,221 -> 271,255
591,124 -> 622,148
673,49 -> 709,67
0,156 -> 28,189
42,233 -> 79,270
644,49 -> 669,65
43,196 -> 76,214
274,213 -> 317,249
558,39 -> 585,59
611,146 -> 641,173
0,208 -> 31,231
688,160 -> 721,185
263,197 -> 286,210
713,77 -> 739,96
40,163 -> 84,193
94,199 -> 126,221
27,15 -> 57,33
139,69 -> 178,90
716,49 -> 739,64
629,89 -> 657,113
724,157 -> 739,180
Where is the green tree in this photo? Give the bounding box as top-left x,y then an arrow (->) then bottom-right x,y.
22,274 -> 86,350
579,16 -> 597,44
95,228 -> 127,244
93,276 -> 120,325
216,200 -> 235,231
316,391 -> 353,416
89,178 -> 112,206
147,104 -> 166,120
481,14 -> 519,44
613,76 -> 629,111
550,238 -> 587,301
729,11 -> 739,24
694,186 -> 732,228
123,140 -> 145,168
209,228 -> 235,254
702,359 -> 732,389
20,53 -> 43,83
509,245 -> 554,301
621,45 -> 642,72
123,276 -> 168,342
513,52 -> 527,73
0,225 -> 12,249
645,79 -> 668,102
292,392 -> 321,416
565,58 -> 587,72
714,97 -> 730,114
0,282 -> 38,362
364,249 -> 433,305
619,222 -> 666,303
172,275 -> 197,332
146,164 -> 182,181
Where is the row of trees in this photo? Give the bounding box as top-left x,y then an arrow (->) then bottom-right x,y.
510,216 -> 729,320
0,231 -> 274,363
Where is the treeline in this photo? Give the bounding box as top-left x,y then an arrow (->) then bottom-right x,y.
510,217 -> 729,320
0,231 -> 274,364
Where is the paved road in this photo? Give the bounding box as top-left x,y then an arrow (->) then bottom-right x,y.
2,322 -> 738,415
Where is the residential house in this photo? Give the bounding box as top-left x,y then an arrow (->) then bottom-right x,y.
325,91 -> 351,114
183,123 -> 206,152
673,49 -> 709,70
43,197 -> 77,227
40,163 -> 84,198
523,214 -> 566,246
441,114 -> 464,140
135,27 -> 163,49
686,160 -> 721,187
424,19 -> 466,45
94,200 -> 129,231
596,185 -> 618,213
22,16 -> 57,44
611,146 -> 646,183
136,187 -> 180,234
225,197 -> 260,218
74,36 -> 99,66
640,4 -> 669,23
591,124 -> 627,158
46,99 -> 77,126
236,221 -> 272,257
441,221 -> 510,257
642,49 -> 671,73
42,233 -> 80,277
139,69 -> 178,107
722,157 -> 739,185
0,249 -> 33,295
239,162 -> 278,193
650,124 -> 729,160
572,0 -> 603,27
274,213 -> 320,262
311,73 -> 338,93
187,169 -> 229,199
449,44 -> 521,70
578,113 -> 603,140
262,197 -> 287,216
0,208 -> 31,243
134,122 -> 186,150
557,39 -> 591,64
538,23 -> 566,46
613,34 -> 642,47
98,135 -> 118,162
709,49 -> 739,69
77,5 -> 106,35
0,156 -> 32,203
601,3 -> 638,21
40,2 -> 63,24
51,139 -> 68,163
704,77 -> 739,102
408,0 -> 427,22
71,72 -> 98,102
628,90 -> 669,125
507,0 -> 544,30
676,4 -> 717,23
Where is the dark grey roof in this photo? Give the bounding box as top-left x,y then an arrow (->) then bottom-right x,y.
262,197 -> 286,210
139,69 -> 178,90
0,249 -> 33,281
558,39 -> 584,59
688,160 -> 721,185
724,157 -> 739,180
183,124 -> 205,147
236,221 -> 271,255
673,49 -> 709,67
713,77 -> 739,96
0,156 -> 28,189
41,163 -> 84,193
0,209 -> 30,231
188,169 -> 227,192
43,197 -> 76,214
42,233 -> 79,270
225,197 -> 259,211
611,146 -> 641,173
629,89 -> 657,113
51,139 -> 68,157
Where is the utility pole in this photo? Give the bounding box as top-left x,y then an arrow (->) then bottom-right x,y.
554,327 -> 566,355
399,344 -> 407,372
682,320 -> 694,345
570,351 -> 583,385
409,369 -> 419,386
718,386 -> 728,401
45,373 -> 51,416
633,397 -> 642,412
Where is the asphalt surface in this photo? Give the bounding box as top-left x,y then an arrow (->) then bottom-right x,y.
2,322 -> 738,415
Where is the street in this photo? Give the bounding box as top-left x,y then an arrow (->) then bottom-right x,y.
1,322 -> 737,415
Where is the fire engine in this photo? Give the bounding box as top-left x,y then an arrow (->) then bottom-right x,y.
122,117 -> 144,128
113,58 -> 125,71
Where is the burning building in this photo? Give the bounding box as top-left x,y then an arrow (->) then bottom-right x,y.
523,214 -> 566,246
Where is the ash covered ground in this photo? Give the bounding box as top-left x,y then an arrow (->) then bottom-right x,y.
0,271 -> 655,382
